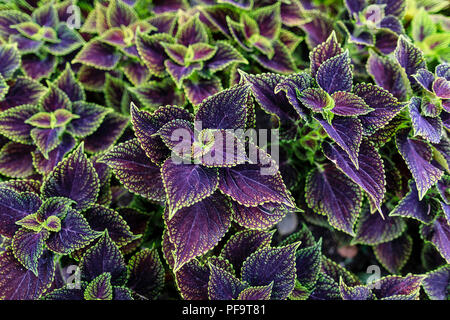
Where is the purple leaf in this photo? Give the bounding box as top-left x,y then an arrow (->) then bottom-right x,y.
420,217 -> 450,263
396,130 -> 444,200
375,0 -> 406,18
331,91 -> 374,116
422,265 -> 450,300
231,201 -> 291,230
12,228 -> 48,275
122,60 -> 150,86
30,127 -> 63,159
375,29 -> 399,55
162,159 -> 219,218
300,12 -> 333,49
322,140 -> 386,213
200,5 -> 240,38
84,272 -> 113,300
208,264 -> 247,300
354,83 -> 405,135
371,274 -> 424,300
176,14 -> 208,46
175,259 -> 210,300
274,73 -> 314,120
45,208 -> 100,255
100,139 -> 165,202
309,31 -> 343,77
345,0 -> 366,16
127,248 -> 165,300
409,97 -> 442,144
251,40 -> 297,75
41,143 -> 100,211
0,142 -> 34,178
390,180 -> 436,223
135,31 -> 173,76
316,51 -> 352,94
321,256 -> 360,286
305,163 -> 362,235
219,156 -> 294,208
77,65 -> 108,92
299,87 -> 331,112
367,51 -> 408,101
83,205 -> 138,247
129,79 -> 185,109
40,85 -> 71,113
204,41 -> 247,73
106,0 -> 137,27
195,83 -> 250,130
374,233 -> 413,274
294,240 -> 322,291
0,188 -> 41,238
241,243 -> 300,300
352,206 -> 406,245
130,103 -> 192,164
66,102 -> 110,138
148,12 -> 177,34
184,76 -> 223,106
219,0 -> 252,10
413,68 -> 434,92
32,3 -> 58,27
436,64 -> 450,80
83,112 -> 128,153
251,2 -> 281,40
433,77 -> 450,99
0,250 -> 55,300
73,40 -> 121,70
242,72 -> 299,126
220,230 -> 273,276
315,115 -> 363,168
0,10 -> 30,39
80,231 -> 127,286
237,283 -> 273,300
54,63 -> 85,102
0,43 -> 20,80
0,105 -> 39,144
395,36 -> 426,88
0,77 -> 46,112
0,180 -> 41,194
165,192 -> 232,271
165,60 -> 202,88
339,280 -> 374,300
45,24 -> 84,56
32,133 -> 75,175
309,273 -> 341,300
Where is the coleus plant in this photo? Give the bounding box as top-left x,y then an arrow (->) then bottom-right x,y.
0,1 -> 85,80
0,143 -> 151,299
101,84 -> 297,271
0,63 -> 125,177
43,231 -> 165,300
0,0 -> 448,301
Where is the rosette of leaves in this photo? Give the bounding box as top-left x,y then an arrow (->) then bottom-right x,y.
224,2 -> 297,75
0,1 -> 85,80
340,0 -> 407,54
0,144 -> 144,299
43,231 -> 165,300
133,11 -> 248,106
247,32 -> 408,237
75,0 -> 156,89
101,84 -> 296,271
0,64 -> 120,177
